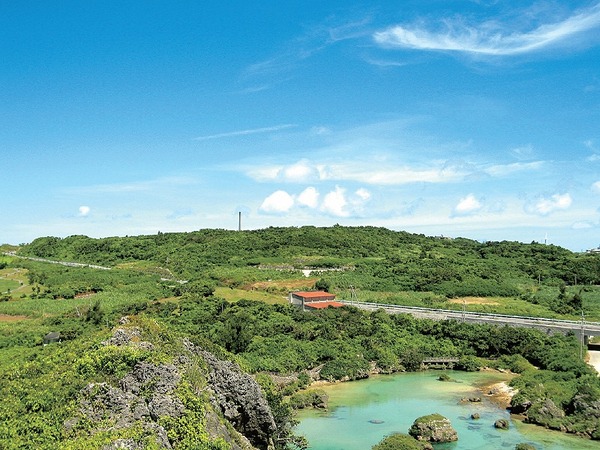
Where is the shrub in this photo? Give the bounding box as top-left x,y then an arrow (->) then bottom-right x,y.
372,433 -> 430,450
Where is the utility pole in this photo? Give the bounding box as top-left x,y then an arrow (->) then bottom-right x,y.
580,310 -> 586,360
349,285 -> 356,305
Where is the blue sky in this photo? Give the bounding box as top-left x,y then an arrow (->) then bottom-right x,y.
2,1 -> 600,251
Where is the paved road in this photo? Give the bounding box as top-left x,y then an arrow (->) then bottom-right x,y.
341,300 -> 600,338
3,251 -> 111,270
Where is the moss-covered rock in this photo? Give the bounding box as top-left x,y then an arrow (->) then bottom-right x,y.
408,413 -> 458,443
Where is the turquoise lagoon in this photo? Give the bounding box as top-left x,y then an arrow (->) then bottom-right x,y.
295,371 -> 599,450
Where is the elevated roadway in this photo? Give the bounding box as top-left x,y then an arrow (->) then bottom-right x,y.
340,300 -> 600,340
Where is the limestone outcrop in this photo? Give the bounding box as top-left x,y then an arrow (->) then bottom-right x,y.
408,413 -> 458,443
197,347 -> 277,450
68,325 -> 277,449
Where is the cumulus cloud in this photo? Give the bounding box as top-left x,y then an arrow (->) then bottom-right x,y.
297,187 -> 320,208
526,193 -> 573,215
78,206 -> 91,217
259,190 -> 295,214
259,185 -> 370,217
373,4 -> 600,56
592,181 -> 600,193
321,186 -> 349,217
453,194 -> 482,216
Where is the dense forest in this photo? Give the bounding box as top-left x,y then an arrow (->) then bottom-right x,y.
1,226 -> 599,448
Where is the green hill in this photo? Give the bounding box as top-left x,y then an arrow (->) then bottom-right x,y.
0,226 -> 599,448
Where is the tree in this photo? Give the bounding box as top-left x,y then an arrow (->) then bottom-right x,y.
314,278 -> 330,292
85,300 -> 104,325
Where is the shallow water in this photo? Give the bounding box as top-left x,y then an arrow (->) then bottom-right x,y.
295,371 -> 599,450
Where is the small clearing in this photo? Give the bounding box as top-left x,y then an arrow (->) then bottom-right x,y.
448,296 -> 500,306
248,278 -> 317,291
0,314 -> 29,322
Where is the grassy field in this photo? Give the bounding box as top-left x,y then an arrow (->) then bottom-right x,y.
0,266 -> 30,296
214,286 -> 288,305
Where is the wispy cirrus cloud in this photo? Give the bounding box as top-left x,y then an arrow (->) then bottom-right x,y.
373,3 -> 600,56
63,176 -> 198,195
194,124 -> 297,141
239,15 -> 372,91
484,161 -> 544,177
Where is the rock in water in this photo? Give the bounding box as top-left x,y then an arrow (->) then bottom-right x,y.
494,418 -> 510,429
408,413 -> 458,443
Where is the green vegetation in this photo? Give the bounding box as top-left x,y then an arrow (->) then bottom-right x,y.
17,227 -> 600,320
372,433 -> 431,450
0,226 -> 599,448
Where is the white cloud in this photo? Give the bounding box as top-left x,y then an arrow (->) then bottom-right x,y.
259,190 -> 295,214
373,4 -> 600,56
244,157 -> 543,187
592,181 -> 600,193
297,187 -> 320,208
527,193 -> 573,215
453,194 -> 482,216
321,186 -> 349,217
321,161 -> 468,185
247,166 -> 283,182
572,221 -> 594,230
283,160 -> 317,182
194,124 -> 296,141
484,161 -> 544,177
355,188 -> 371,201
78,206 -> 91,217
246,160 -> 322,183
510,145 -> 535,160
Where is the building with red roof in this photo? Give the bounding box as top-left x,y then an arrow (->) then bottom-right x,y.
289,291 -> 344,310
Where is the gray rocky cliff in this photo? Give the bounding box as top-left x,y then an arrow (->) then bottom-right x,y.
188,341 -> 277,450
68,325 -> 271,450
